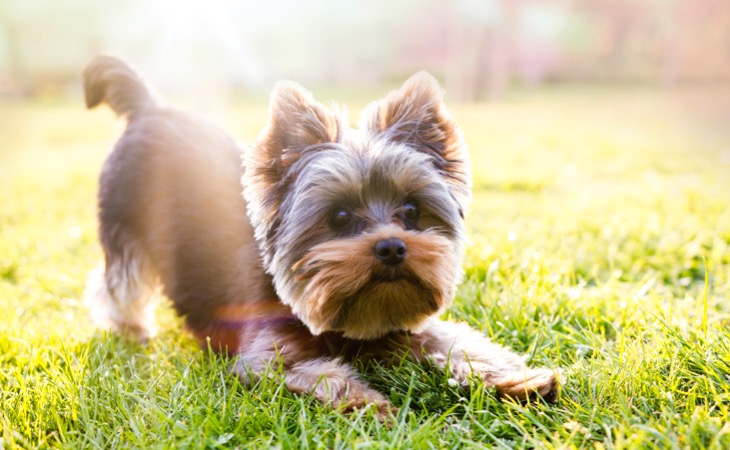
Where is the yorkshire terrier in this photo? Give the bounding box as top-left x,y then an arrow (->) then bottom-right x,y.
83,55 -> 559,416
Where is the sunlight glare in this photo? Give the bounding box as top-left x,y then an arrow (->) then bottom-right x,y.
125,0 -> 263,102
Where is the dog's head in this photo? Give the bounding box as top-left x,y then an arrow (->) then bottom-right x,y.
243,72 -> 471,339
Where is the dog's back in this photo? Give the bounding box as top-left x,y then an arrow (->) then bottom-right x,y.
83,56 -> 274,339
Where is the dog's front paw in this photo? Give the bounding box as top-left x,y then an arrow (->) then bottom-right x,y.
494,368 -> 561,404
284,359 -> 397,420
335,385 -> 398,421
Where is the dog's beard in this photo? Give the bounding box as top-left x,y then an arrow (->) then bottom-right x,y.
290,225 -> 461,339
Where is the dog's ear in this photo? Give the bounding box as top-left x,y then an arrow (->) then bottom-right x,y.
361,72 -> 470,208
245,82 -> 341,260
256,82 -> 340,173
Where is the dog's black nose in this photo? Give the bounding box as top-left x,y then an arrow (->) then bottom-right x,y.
374,238 -> 407,266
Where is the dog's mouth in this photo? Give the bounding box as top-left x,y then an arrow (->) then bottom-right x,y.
370,267 -> 409,282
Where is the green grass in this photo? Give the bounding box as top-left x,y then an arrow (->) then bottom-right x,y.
1,86 -> 729,449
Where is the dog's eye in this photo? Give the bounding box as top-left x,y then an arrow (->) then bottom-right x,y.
403,202 -> 419,222
330,209 -> 352,229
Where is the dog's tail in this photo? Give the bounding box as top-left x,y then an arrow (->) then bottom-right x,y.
83,55 -> 156,119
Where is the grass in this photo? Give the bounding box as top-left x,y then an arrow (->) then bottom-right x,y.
1,86 -> 729,448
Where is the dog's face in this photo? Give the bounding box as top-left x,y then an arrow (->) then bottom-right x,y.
243,73 -> 471,339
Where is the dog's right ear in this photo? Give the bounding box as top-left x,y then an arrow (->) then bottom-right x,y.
255,82 -> 340,175
244,83 -> 341,263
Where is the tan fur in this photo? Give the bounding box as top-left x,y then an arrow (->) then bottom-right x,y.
292,225 -> 459,339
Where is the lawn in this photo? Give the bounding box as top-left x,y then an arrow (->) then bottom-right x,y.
1,86 -> 729,449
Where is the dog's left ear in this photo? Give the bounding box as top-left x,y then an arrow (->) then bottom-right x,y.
360,71 -> 471,209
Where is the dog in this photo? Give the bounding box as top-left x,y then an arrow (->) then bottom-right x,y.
83,55 -> 559,416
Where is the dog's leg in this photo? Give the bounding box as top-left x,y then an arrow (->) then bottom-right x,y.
237,356 -> 395,416
284,358 -> 394,414
84,239 -> 159,342
407,319 -> 560,403
231,325 -> 394,416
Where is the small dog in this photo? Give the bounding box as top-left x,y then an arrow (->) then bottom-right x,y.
83,55 -> 559,415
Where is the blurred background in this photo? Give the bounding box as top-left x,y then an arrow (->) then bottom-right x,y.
1,0 -> 729,103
